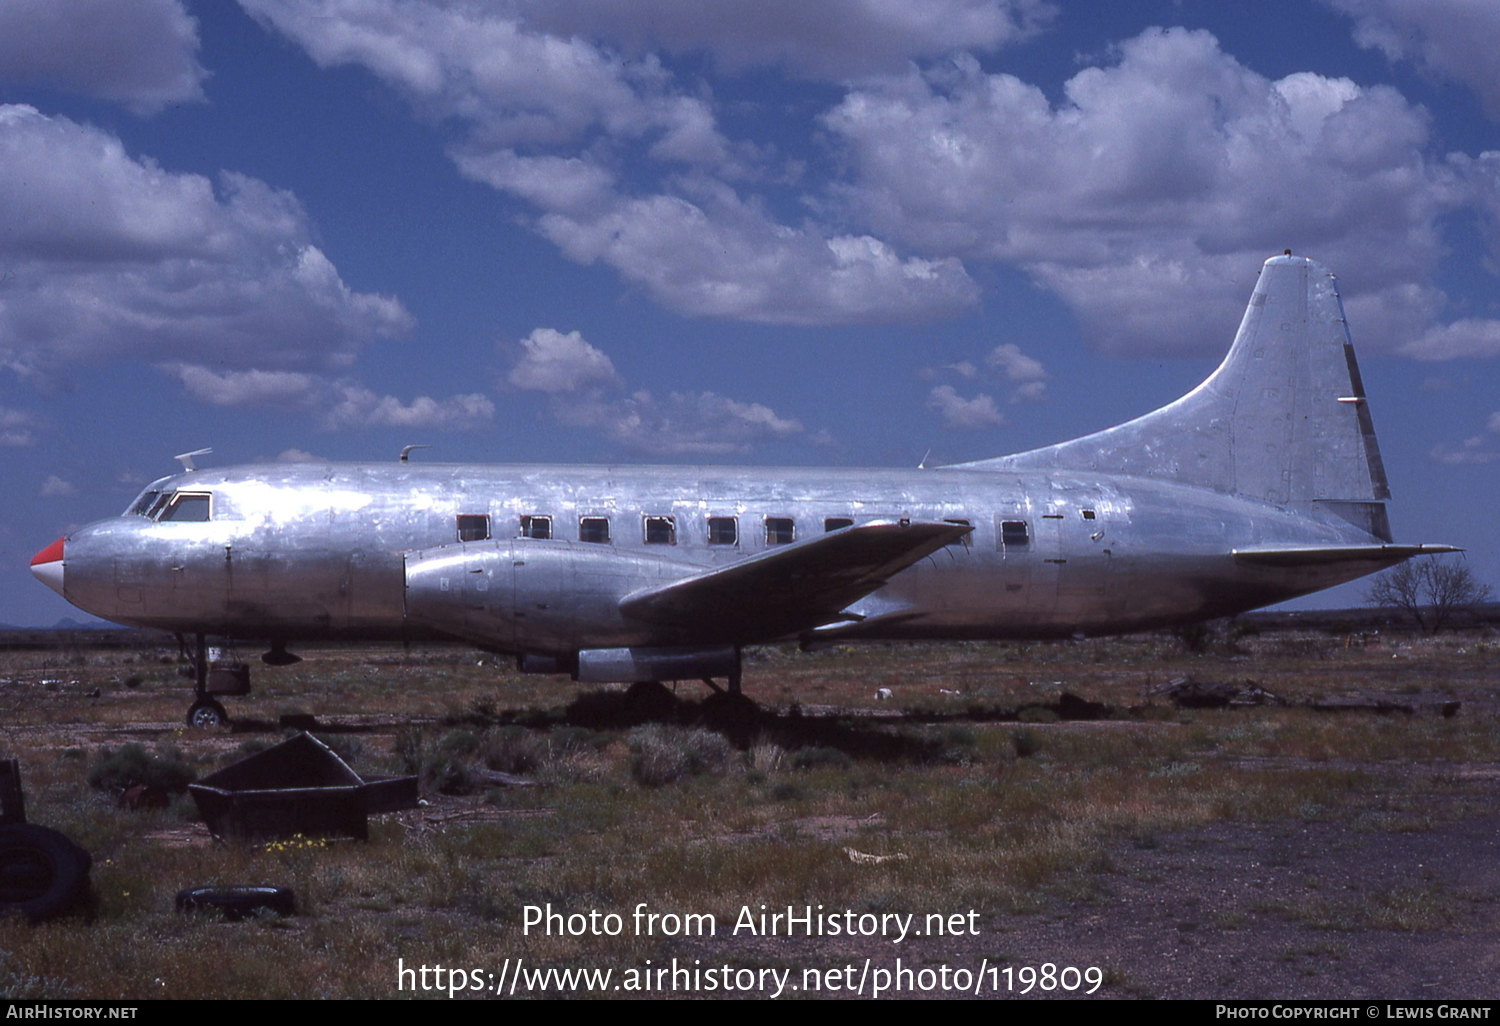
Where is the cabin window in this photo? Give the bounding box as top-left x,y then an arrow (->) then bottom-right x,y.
1081,509 -> 1097,521
579,516 -> 610,544
999,519 -> 1029,550
707,516 -> 738,546
157,492 -> 211,522
520,515 -> 552,539
644,515 -> 676,545
944,518 -> 972,547
824,517 -> 854,532
765,517 -> 795,545
456,514 -> 490,542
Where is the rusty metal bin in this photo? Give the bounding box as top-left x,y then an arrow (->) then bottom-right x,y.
189,733 -> 417,841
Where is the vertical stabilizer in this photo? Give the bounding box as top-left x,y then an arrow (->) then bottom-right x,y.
951,255 -> 1391,535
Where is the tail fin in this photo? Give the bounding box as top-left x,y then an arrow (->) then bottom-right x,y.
951,255 -> 1392,540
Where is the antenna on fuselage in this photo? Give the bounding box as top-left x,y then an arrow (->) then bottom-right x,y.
399,444 -> 431,463
173,448 -> 212,472
918,449 -> 931,469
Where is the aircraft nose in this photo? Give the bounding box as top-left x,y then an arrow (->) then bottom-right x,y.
30,537 -> 65,597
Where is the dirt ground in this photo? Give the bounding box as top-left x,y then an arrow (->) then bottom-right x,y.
2,629 -> 1498,1000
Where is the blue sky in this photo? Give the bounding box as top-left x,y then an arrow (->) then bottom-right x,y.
3,0 -> 1500,626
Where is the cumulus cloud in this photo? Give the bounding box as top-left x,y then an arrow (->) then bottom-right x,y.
510,0 -> 1055,79
1327,0 -> 1500,118
40,475 -> 76,498
507,328 -> 619,393
584,390 -> 804,455
164,364 -> 494,432
823,28 -> 1467,354
0,106 -> 413,383
508,327 -> 803,453
241,0 -> 978,325
1400,318 -> 1500,360
927,385 -> 1006,430
0,0 -> 206,114
0,407 -> 39,447
1431,434 -> 1500,465
323,385 -> 495,431
923,342 -> 1047,415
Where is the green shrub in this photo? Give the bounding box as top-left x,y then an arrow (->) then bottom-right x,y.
628,725 -> 731,786
87,743 -> 196,794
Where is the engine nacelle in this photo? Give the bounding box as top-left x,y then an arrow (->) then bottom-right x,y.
575,646 -> 739,683
403,539 -> 698,653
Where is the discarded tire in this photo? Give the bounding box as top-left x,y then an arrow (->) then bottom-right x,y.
0,824 -> 93,923
175,886 -> 296,921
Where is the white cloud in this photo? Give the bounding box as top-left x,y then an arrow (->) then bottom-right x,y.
1327,0 -> 1500,118
508,328 -> 619,393
986,343 -> 1046,382
1431,435 -> 1500,465
592,390 -> 804,455
40,475 -> 76,498
164,364 -> 494,432
823,28 -> 1466,354
510,0 -> 1055,79
276,449 -> 322,463
506,327 -> 803,453
0,0 -> 206,114
322,385 -> 496,431
0,407 -> 39,447
1400,318 -> 1500,360
242,0 -> 978,326
0,106 -> 413,383
928,385 -> 1006,430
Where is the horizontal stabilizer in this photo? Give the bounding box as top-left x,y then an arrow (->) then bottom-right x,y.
1232,544 -> 1462,567
620,519 -> 970,642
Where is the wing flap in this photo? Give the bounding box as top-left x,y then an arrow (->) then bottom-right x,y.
619,519 -> 969,642
1232,544 -> 1461,567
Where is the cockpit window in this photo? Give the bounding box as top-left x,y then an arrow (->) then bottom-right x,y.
157,492 -> 211,522
127,490 -> 162,517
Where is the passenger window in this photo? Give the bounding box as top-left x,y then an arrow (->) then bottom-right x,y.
944,518 -> 972,547
158,493 -> 211,522
765,517 -> 795,545
456,514 -> 490,542
999,520 -> 1030,550
579,516 -> 611,544
824,517 -> 854,532
644,516 -> 676,545
520,515 -> 552,539
707,516 -> 737,546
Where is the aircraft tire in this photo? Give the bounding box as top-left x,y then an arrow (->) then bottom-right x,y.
175,886 -> 295,921
0,824 -> 93,923
186,698 -> 229,729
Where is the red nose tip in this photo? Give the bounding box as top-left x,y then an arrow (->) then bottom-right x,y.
31,537 -> 64,566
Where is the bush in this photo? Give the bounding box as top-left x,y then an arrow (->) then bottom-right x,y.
627,726 -> 731,786
482,726 -> 548,774
87,743 -> 197,795
791,746 -> 851,771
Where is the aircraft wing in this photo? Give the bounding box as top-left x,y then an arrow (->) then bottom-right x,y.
1231,544 -> 1461,567
619,519 -> 970,642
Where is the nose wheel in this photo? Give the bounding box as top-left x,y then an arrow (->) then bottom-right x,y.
181,632 -> 232,729
187,698 -> 228,729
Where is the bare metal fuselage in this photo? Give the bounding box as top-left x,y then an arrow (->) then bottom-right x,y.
55,460 -> 1394,654
38,256 -> 1445,677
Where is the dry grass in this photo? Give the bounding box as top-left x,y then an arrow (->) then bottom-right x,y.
0,627 -> 1497,997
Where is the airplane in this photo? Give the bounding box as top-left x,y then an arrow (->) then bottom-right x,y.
30,254 -> 1455,727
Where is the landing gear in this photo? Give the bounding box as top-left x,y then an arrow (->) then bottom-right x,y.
181,632 -> 231,728
187,698 -> 228,729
